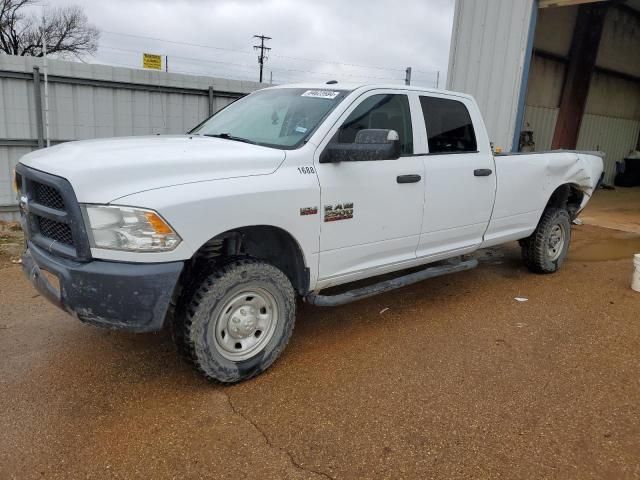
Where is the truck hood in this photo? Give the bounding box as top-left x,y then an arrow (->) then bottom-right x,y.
19,135 -> 286,203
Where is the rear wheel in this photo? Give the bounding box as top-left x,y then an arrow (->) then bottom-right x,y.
520,208 -> 571,274
174,258 -> 296,383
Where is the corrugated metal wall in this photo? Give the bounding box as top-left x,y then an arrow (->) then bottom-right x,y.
585,72 -> 640,120
577,115 -> 640,184
522,4 -> 640,184
525,56 -> 564,108
0,146 -> 32,216
581,71 -> 640,184
533,5 -> 576,56
447,0 -> 535,151
523,106 -> 558,151
0,55 -> 263,219
597,5 -> 640,78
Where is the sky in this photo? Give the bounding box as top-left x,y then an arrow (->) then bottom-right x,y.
45,0 -> 455,87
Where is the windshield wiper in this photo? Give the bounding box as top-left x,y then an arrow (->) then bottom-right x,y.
204,133 -> 257,145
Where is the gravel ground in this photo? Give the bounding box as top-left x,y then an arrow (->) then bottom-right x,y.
1,192 -> 639,479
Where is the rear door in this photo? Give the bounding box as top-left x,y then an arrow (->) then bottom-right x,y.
314,90 -> 425,285
415,94 -> 496,258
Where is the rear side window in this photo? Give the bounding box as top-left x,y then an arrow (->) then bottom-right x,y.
419,96 -> 477,153
336,94 -> 413,155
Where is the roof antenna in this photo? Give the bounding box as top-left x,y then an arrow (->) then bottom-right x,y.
326,80 -> 338,84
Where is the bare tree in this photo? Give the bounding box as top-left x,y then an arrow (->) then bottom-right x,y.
0,0 -> 99,58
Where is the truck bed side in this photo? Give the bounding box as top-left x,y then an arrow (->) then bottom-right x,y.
481,150 -> 604,248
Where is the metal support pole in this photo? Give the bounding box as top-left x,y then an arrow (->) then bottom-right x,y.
208,86 -> 214,116
436,71 -> 440,89
32,67 -> 44,148
405,67 -> 412,86
42,37 -> 50,147
551,3 -> 607,149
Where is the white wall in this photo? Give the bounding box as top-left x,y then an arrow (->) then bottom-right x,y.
447,0 -> 535,151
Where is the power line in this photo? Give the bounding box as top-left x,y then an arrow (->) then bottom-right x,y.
102,30 -> 253,56
100,30 -> 427,75
99,44 -> 405,82
269,53 -> 407,72
411,68 -> 440,75
99,53 -> 437,87
271,68 -> 402,82
100,45 -> 258,72
258,63 -> 402,81
93,58 -> 261,83
95,53 -> 427,86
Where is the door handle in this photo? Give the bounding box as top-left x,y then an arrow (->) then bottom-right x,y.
474,169 -> 493,177
397,174 -> 421,184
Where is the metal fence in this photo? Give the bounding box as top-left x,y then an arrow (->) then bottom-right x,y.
0,55 -> 264,220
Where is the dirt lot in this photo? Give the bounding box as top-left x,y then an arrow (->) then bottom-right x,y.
1,190 -> 639,479
580,187 -> 640,234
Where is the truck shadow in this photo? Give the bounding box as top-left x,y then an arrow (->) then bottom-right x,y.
35,242 -> 528,391
37,229 -> 634,395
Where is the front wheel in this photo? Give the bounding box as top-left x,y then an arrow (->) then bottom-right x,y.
174,258 -> 296,383
520,208 -> 571,274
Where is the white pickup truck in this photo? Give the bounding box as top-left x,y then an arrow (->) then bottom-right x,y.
16,83 -> 603,383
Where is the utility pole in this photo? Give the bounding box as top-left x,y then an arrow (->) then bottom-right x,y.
253,34 -> 272,83
404,67 -> 412,86
436,71 -> 440,88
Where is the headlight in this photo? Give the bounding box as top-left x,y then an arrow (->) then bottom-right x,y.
12,168 -> 21,193
81,205 -> 181,252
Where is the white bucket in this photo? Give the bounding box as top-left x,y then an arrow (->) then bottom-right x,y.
633,254 -> 640,293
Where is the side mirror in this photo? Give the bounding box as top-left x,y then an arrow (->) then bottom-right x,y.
320,129 -> 401,163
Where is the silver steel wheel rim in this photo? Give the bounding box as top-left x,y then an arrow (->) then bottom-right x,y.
547,223 -> 566,261
212,287 -> 278,361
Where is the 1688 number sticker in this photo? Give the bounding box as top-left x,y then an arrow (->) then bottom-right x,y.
297,166 -> 316,175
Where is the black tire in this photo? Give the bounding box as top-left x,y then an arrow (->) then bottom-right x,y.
174,258 -> 296,383
520,208 -> 571,274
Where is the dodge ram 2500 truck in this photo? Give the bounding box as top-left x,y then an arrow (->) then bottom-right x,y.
15,83 -> 603,383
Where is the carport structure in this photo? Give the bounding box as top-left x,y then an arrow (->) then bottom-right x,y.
448,0 -> 640,186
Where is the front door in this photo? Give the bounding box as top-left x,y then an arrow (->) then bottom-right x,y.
314,91 -> 425,286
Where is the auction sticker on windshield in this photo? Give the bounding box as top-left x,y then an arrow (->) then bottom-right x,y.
301,90 -> 341,99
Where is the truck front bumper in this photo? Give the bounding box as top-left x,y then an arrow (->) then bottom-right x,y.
22,242 -> 184,332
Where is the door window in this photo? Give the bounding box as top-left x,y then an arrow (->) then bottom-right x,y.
419,96 -> 477,153
335,94 -> 413,155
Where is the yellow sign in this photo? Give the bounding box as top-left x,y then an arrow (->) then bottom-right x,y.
143,53 -> 162,70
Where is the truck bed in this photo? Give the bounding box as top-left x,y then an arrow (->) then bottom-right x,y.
481,150 -> 604,247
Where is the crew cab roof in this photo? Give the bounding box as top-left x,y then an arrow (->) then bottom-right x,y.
263,82 -> 473,101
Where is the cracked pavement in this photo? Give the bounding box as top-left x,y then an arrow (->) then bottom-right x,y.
1,213 -> 640,478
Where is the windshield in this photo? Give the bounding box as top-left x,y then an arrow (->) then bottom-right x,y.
191,88 -> 349,149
